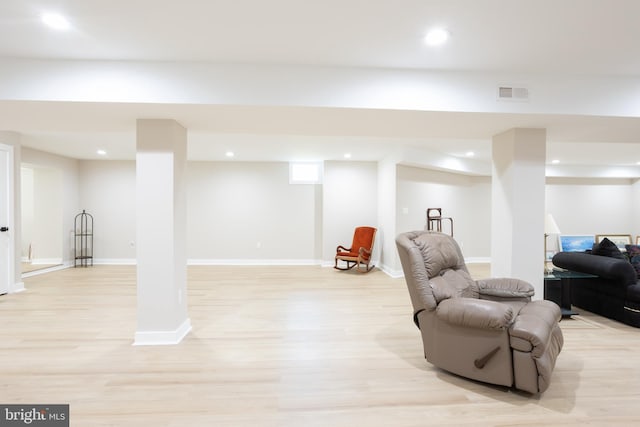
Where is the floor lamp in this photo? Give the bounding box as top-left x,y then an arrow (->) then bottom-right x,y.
544,214 -> 561,273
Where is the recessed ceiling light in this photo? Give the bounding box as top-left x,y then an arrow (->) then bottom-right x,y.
424,28 -> 449,46
41,12 -> 71,31
344,153 -> 352,159
465,151 -> 475,157
551,159 -> 560,164
225,151 -> 234,158
96,149 -> 107,156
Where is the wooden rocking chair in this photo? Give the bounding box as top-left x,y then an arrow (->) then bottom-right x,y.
334,226 -> 377,273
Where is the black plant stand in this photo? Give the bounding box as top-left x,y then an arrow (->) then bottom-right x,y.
74,210 -> 93,267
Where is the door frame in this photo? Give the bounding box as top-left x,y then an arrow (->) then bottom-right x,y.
0,142 -> 15,294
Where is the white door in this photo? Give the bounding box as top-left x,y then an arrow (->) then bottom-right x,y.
0,144 -> 12,295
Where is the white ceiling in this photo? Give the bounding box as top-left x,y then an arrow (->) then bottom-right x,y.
4,0 -> 640,74
1,0 -> 640,170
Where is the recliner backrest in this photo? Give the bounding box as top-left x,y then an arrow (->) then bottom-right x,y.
397,231 -> 478,312
414,231 -> 464,277
412,231 -> 478,302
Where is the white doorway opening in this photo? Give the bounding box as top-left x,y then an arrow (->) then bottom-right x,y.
0,143 -> 15,295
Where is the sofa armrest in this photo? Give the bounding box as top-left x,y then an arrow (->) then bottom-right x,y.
436,298 -> 514,330
552,252 -> 637,285
476,278 -> 535,300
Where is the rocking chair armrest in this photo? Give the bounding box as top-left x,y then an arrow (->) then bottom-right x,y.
336,245 -> 351,253
358,246 -> 372,256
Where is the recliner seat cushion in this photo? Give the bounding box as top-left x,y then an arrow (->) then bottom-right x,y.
430,269 -> 479,302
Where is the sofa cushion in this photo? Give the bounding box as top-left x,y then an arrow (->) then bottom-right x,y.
625,245 -> 640,278
592,238 -> 626,260
628,283 -> 640,303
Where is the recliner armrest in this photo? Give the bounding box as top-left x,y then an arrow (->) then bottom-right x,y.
436,298 -> 515,330
476,278 -> 535,300
509,300 -> 562,357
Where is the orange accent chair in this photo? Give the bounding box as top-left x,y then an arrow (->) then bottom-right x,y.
334,226 -> 377,273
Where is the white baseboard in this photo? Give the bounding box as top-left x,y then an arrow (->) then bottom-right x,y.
21,263 -> 72,278
465,257 -> 491,264
379,264 -> 404,278
324,259 -> 395,277
20,258 -> 489,280
378,257 -> 490,279
188,259 -> 321,266
93,258 -> 137,265
31,258 -> 63,265
10,281 -> 25,293
133,318 -> 192,346
91,259 -> 326,266
321,259 -> 382,268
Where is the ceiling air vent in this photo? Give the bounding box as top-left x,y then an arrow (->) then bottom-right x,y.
497,86 -> 529,102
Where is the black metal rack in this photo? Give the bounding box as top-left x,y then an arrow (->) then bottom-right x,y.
74,210 -> 93,267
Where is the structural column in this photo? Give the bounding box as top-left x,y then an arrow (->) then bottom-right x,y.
632,179 -> 640,239
491,128 -> 546,298
377,156 -> 399,275
135,119 -> 190,345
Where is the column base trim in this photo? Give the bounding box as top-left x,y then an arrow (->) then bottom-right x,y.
10,281 -> 25,293
133,318 -> 192,346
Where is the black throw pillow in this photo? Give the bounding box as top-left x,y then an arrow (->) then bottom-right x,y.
592,238 -> 626,260
625,245 -> 640,278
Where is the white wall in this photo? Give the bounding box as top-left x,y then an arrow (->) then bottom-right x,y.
31,167 -> 63,263
79,160 -> 137,262
43,158 -> 640,270
77,159 -> 377,264
546,177 -> 635,252
187,161 -> 318,262
21,148 -> 79,264
322,161 -> 378,264
396,165 -> 492,260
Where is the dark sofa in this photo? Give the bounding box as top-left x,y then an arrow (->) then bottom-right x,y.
552,251 -> 640,327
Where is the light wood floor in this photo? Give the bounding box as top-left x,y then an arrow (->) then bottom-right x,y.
2,265 -> 639,426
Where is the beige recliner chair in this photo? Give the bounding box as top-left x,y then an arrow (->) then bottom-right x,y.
396,230 -> 563,394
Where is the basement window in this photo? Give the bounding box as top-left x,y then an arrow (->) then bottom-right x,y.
289,162 -> 323,184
